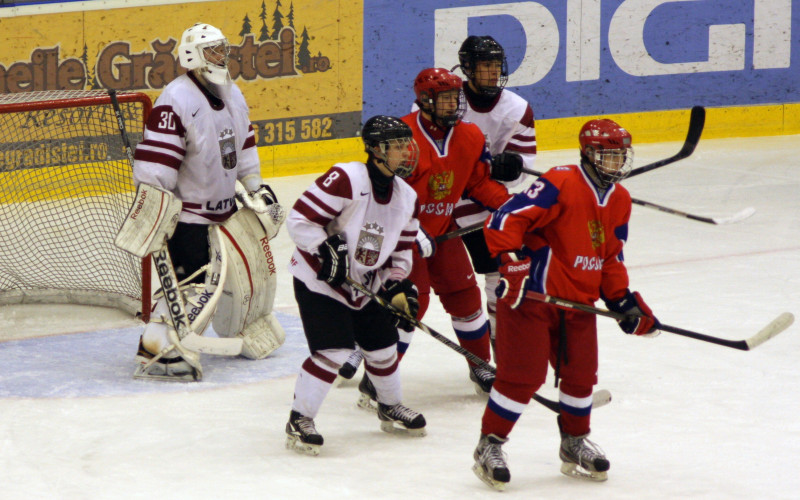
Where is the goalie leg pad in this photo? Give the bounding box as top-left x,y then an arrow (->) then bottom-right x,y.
239,312 -> 286,359
115,183 -> 182,258
213,209 -> 283,357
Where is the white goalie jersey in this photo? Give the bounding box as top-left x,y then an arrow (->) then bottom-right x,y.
132,72 -> 261,224
287,161 -> 420,310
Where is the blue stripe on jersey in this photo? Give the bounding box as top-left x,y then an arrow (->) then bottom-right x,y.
614,222 -> 628,244
522,245 -> 551,294
488,178 -> 560,231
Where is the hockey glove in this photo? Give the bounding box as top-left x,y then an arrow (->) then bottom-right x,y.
253,184 -> 278,206
415,226 -> 436,258
316,234 -> 349,287
379,279 -> 420,332
490,152 -> 524,182
605,290 -> 661,337
495,252 -> 531,309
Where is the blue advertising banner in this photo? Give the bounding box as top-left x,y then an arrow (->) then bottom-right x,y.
364,0 -> 798,121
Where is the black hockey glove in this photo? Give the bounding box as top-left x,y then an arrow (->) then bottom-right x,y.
253,184 -> 278,205
490,152 -> 523,182
379,279 -> 420,332
605,289 -> 661,337
316,234 -> 349,287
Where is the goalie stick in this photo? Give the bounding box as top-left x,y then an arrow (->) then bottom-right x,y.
109,90 -> 243,358
345,277 -> 612,412
525,291 -> 793,351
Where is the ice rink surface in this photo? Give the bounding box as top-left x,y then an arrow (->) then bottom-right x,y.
1,134 -> 799,499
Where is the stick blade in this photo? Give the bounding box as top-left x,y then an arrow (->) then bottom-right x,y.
712,206 -> 756,225
181,332 -> 243,356
592,389 -> 612,409
745,312 -> 794,350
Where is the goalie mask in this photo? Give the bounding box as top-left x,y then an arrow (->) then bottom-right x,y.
179,23 -> 231,86
458,36 -> 509,97
413,68 -> 466,129
579,119 -> 634,188
362,115 -> 419,178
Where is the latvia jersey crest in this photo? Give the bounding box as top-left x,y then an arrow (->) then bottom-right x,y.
355,221 -> 385,266
588,220 -> 605,249
428,171 -> 454,201
219,127 -> 237,170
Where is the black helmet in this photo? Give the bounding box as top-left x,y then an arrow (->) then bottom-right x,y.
457,36 -> 508,96
361,115 -> 418,178
362,115 -> 413,147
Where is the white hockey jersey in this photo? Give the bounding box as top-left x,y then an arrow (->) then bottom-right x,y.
454,88 -> 537,227
133,72 -> 260,224
287,161 -> 420,310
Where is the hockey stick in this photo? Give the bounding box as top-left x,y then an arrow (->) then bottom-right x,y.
525,291 -> 793,351
345,277 -> 612,412
523,167 -> 753,226
435,222 -> 484,243
631,199 -> 755,225
627,105 -> 705,179
109,90 -> 243,358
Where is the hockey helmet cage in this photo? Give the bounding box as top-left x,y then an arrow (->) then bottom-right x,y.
413,68 -> 466,128
458,36 -> 508,96
179,23 -> 231,85
362,115 -> 419,178
579,119 -> 634,187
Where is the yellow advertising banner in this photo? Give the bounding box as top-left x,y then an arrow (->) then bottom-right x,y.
0,0 -> 363,175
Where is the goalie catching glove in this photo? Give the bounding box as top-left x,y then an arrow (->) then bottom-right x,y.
490,152 -> 524,182
495,251 -> 531,309
605,290 -> 661,337
316,234 -> 349,287
379,279 -> 419,332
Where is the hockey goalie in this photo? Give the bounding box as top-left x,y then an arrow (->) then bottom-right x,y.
113,22 -> 286,381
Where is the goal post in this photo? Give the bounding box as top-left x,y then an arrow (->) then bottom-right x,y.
0,90 -> 153,321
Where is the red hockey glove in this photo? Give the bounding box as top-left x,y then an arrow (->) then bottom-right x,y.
495,252 -> 531,309
605,290 -> 661,337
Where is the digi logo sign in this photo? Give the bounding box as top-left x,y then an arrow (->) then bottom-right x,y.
434,0 -> 792,86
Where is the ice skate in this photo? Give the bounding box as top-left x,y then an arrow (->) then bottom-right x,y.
377,402 -> 426,437
285,410 -> 324,456
559,431 -> 610,481
338,349 -> 363,380
469,364 -> 495,396
472,433 -> 510,491
133,336 -> 200,382
357,373 -> 378,412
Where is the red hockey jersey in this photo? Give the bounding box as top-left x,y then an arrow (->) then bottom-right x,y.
402,111 -> 510,237
484,164 -> 632,305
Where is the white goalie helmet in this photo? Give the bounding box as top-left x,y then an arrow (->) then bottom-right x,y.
178,23 -> 231,85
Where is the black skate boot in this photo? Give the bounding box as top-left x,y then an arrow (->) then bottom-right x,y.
469,364 -> 495,396
377,402 -> 427,437
285,410 -> 324,456
357,373 -> 378,412
472,433 -> 511,491
338,349 -> 363,380
559,430 -> 610,481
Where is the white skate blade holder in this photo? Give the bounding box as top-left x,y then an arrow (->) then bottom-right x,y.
560,462 -> 608,482
472,463 -> 508,491
379,420 -> 427,437
285,435 -> 321,457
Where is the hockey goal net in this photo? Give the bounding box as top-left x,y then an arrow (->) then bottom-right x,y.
0,90 -> 152,320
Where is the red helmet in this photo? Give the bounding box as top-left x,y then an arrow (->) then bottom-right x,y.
579,119 -> 634,186
413,68 -> 465,128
